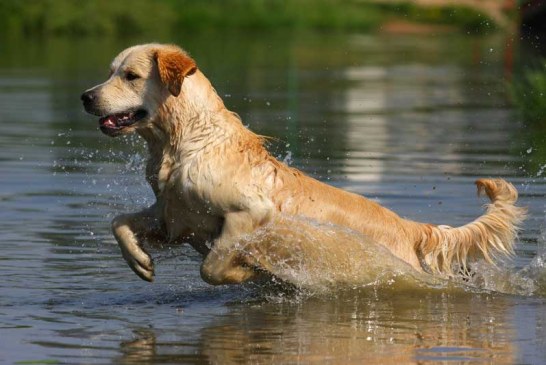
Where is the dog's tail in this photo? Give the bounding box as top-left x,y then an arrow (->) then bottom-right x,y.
416,179 -> 526,276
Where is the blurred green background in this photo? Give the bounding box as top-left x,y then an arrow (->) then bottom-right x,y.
0,0 -> 498,37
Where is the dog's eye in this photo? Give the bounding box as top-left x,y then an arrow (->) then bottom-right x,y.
125,71 -> 140,81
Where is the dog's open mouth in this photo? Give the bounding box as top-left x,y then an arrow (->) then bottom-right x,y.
99,110 -> 148,135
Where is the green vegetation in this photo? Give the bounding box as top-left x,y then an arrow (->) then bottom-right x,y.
0,0 -> 496,38
15,360 -> 60,365
0,0 -> 176,37
171,0 -> 384,32
510,62 -> 546,177
373,2 -> 495,32
511,63 -> 546,125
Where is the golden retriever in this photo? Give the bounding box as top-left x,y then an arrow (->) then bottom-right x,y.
81,43 -> 526,285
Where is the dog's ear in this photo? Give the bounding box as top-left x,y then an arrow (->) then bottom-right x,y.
154,48 -> 197,97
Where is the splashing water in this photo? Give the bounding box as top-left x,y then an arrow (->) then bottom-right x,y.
221,215 -> 546,297
516,225 -> 546,296
232,216 -> 443,292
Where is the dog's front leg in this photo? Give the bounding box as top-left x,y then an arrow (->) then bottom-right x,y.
111,205 -> 164,282
200,211 -> 266,285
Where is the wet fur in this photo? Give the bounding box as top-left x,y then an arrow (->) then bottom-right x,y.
82,43 -> 526,284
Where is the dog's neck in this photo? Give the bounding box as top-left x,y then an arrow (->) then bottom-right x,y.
138,70 -> 245,157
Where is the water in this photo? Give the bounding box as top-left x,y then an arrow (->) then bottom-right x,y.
1,32 -> 546,364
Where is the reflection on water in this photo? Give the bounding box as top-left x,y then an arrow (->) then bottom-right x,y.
200,291 -> 518,365
1,32 -> 546,364
114,290 -> 520,365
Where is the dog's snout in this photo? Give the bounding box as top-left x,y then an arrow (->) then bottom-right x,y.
81,91 -> 95,104
81,90 -> 100,114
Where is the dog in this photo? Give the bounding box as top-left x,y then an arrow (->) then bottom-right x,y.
81,43 -> 526,285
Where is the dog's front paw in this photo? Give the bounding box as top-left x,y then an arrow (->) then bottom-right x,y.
119,243 -> 155,282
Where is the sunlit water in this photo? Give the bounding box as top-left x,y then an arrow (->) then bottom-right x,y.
1,32 -> 546,364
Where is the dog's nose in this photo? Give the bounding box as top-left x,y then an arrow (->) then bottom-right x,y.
80,91 -> 95,104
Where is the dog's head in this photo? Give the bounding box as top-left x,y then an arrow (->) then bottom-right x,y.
81,44 -> 197,137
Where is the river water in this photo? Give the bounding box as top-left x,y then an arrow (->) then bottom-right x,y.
1,32 -> 546,364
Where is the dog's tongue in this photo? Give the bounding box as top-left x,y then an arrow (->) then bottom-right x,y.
100,116 -> 117,128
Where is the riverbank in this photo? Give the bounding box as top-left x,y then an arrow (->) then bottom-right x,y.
1,0 -> 498,38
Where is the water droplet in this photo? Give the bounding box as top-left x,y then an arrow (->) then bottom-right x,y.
283,151 -> 293,165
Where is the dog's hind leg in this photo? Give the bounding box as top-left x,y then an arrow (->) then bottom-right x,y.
200,248 -> 258,285
112,204 -> 165,282
200,211 -> 267,285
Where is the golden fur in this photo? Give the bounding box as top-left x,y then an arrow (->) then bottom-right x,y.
81,43 -> 526,285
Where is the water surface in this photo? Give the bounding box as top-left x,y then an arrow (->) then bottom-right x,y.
1,32 -> 546,364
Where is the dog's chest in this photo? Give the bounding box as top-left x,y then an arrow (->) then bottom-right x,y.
154,158 -> 223,241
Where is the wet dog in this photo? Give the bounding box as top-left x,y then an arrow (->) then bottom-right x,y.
82,43 -> 526,284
